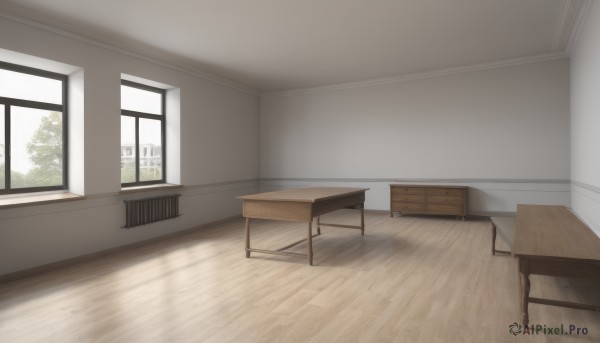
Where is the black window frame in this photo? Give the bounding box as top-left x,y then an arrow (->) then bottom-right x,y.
120,80 -> 166,187
0,61 -> 68,195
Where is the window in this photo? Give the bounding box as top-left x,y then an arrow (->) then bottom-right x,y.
0,61 -> 68,194
120,80 -> 165,186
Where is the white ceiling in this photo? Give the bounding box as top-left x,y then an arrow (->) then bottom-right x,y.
0,0 -> 582,93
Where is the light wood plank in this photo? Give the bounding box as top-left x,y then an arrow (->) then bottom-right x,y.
0,212 -> 598,342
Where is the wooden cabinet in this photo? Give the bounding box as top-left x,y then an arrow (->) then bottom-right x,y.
390,184 -> 467,220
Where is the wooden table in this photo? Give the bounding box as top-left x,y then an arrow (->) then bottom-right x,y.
514,204 -> 600,325
237,187 -> 369,265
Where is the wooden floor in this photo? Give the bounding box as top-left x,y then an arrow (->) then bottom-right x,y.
1,211 -> 599,342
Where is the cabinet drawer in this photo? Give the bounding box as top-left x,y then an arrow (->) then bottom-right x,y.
391,202 -> 425,212
391,187 -> 426,195
426,188 -> 465,197
391,194 -> 424,203
427,195 -> 463,206
427,204 -> 464,215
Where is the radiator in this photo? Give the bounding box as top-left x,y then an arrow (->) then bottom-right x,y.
124,194 -> 181,228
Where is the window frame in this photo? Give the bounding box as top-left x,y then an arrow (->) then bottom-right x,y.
0,61 -> 69,195
120,80 -> 166,187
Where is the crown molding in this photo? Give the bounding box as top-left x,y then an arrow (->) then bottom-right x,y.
262,52 -> 568,98
0,10 -> 260,97
552,1 -> 570,51
260,177 -> 570,185
566,0 -> 593,55
553,0 -> 580,52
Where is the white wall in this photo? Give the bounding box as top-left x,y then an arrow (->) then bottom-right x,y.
0,16 -> 260,275
0,9 -> 581,276
570,2 -> 600,236
261,59 -> 571,213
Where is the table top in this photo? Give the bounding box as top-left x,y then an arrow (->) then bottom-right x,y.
237,187 -> 369,203
514,204 -> 600,261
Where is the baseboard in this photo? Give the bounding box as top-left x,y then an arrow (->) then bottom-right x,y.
364,209 -> 389,214
0,214 -> 242,284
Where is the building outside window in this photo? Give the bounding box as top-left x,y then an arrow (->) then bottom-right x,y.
120,80 -> 165,186
0,61 -> 68,194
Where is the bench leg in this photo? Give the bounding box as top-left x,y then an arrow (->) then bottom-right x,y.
491,223 -> 497,256
360,208 -> 365,236
245,217 -> 251,258
307,222 -> 313,266
317,216 -> 321,235
491,220 -> 512,256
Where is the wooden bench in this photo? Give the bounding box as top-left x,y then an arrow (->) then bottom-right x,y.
514,205 -> 600,325
490,216 -> 515,256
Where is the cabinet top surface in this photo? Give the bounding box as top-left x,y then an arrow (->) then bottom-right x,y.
237,187 -> 369,203
390,184 -> 467,189
514,204 -> 600,261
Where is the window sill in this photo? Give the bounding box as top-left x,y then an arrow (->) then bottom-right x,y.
0,191 -> 86,209
120,183 -> 182,195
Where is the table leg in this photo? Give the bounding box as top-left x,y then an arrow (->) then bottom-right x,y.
245,217 -> 251,258
519,258 -> 530,325
360,208 -> 365,236
520,273 -> 530,325
308,222 -> 313,265
317,216 -> 321,235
